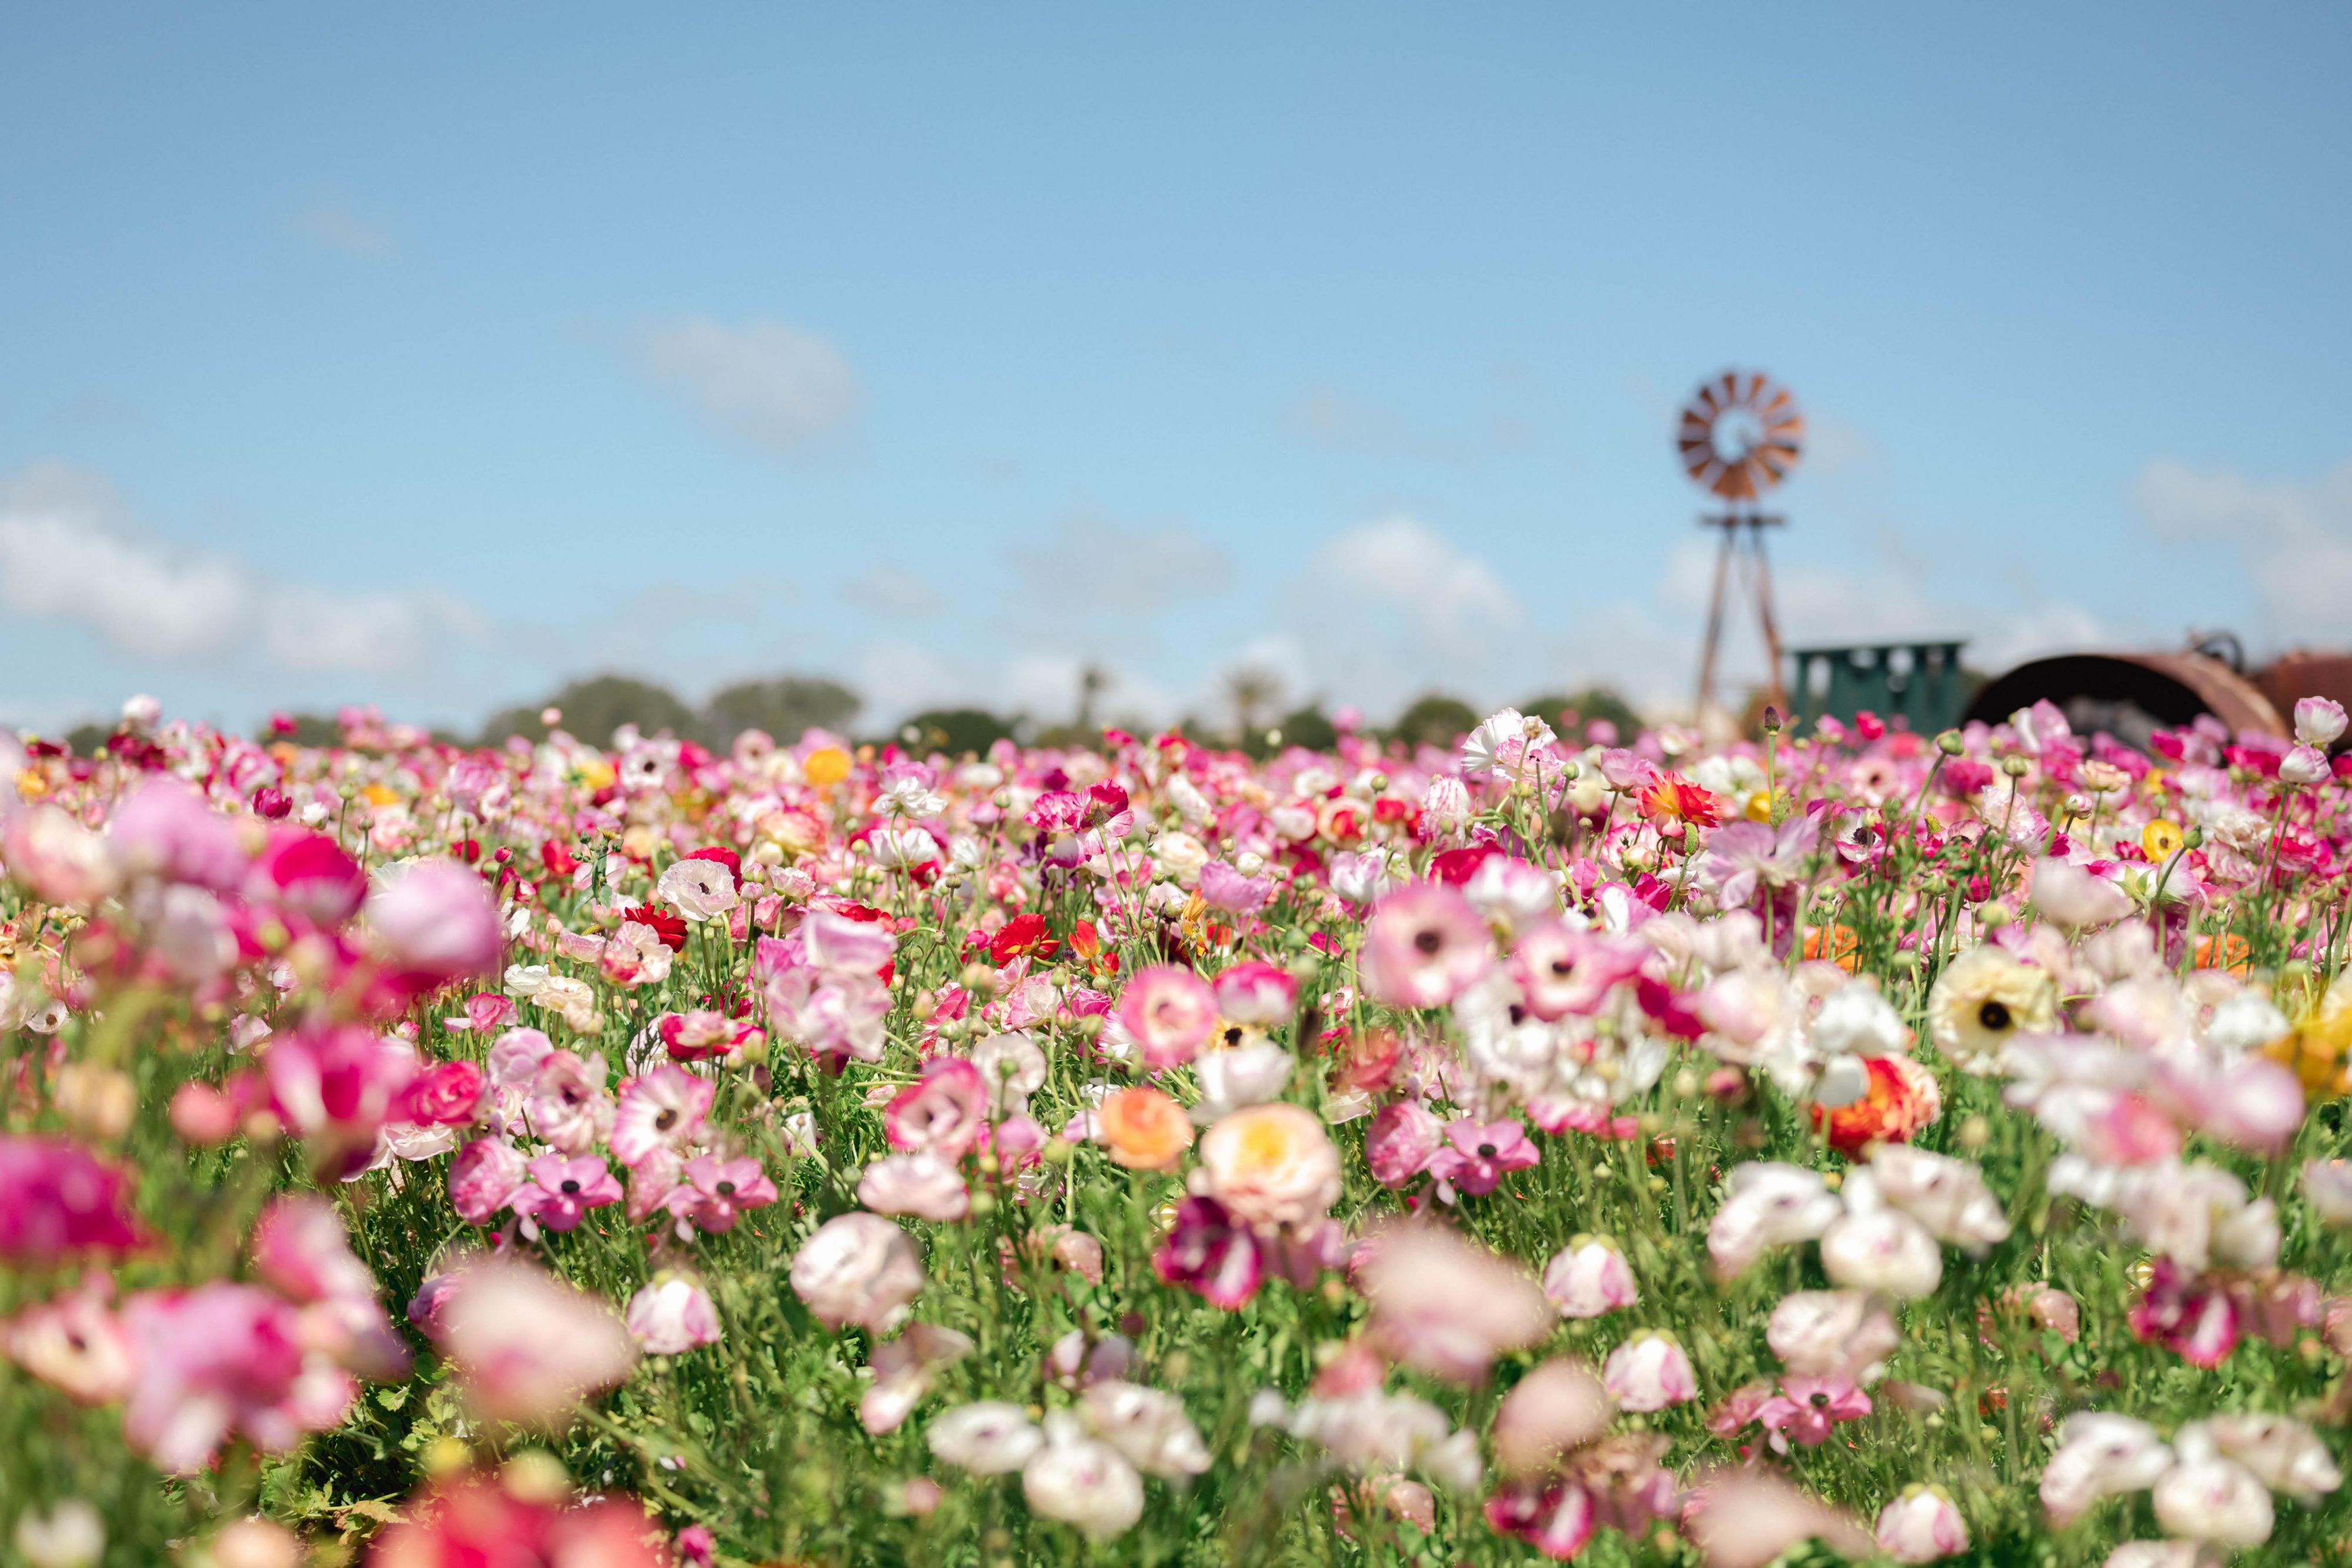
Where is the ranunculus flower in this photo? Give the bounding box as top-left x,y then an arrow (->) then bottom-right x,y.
2040,1413 -> 2173,1526
1359,885 -> 1494,1009
1197,1102 -> 1341,1229
432,1256 -> 636,1426
1365,1100 -> 1445,1188
1707,1163 -> 1843,1280
1212,960 -> 1298,1026
2152,1457 -> 2273,1548
1755,1372 -> 1871,1449
1426,1116 -> 1540,1198
927,1401 -> 1043,1475
446,1138 -> 527,1226
510,1153 -> 622,1232
1875,1485 -> 1969,1563
1114,965 -> 1218,1070
1099,1086 -> 1195,1171
884,1057 -> 990,1158
395,1059 -> 486,1128
859,1151 -> 970,1222
0,1135 -> 147,1263
657,857 -> 739,921
1361,1222 -> 1553,1382
669,1154 -> 778,1233
791,1213 -> 926,1334
3,1279 -> 133,1405
2295,695 -> 2348,747
1601,1330 -> 1697,1412
263,1025 -> 419,1178
626,1273 -> 723,1355
366,858 -> 502,989
120,1283 -> 353,1473
609,1065 -> 715,1169
1543,1236 -> 1638,1319
1082,1380 -> 1212,1478
1152,1196 -> 1263,1309
1820,1174 -> 1943,1299
1766,1289 -> 1899,1380
1022,1410 -> 1145,1542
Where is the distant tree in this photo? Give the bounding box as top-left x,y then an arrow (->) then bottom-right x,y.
1271,705 -> 1338,753
276,713 -> 345,748
62,722 -> 111,757
900,708 -> 1015,758
702,677 -> 860,749
1391,693 -> 1479,750
1223,664 -> 1284,744
1518,687 -> 1646,744
478,676 -> 697,749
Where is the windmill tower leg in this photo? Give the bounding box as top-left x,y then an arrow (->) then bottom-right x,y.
1694,519 -> 1737,724
1748,521 -> 1789,713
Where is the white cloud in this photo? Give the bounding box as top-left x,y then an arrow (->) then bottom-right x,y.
289,196 -> 397,259
2136,458 -> 2352,643
636,317 -> 858,459
0,463 -> 482,677
843,564 -> 941,618
1010,514 -> 1232,617
1311,513 -> 1522,647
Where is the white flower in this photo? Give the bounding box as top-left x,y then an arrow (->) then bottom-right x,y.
1819,1172 -> 1943,1299
657,858 -> 739,921
1809,982 -> 1909,1058
1875,1485 -> 1969,1563
1461,709 -> 1529,778
2294,696 -> 2347,747
1542,1237 -> 1638,1319
927,1401 -> 1043,1475
12,1501 -> 103,1568
2303,1159 -> 2352,1226
1867,1145 -> 2011,1253
1151,829 -> 1208,886
2041,1413 -> 2173,1527
968,1030 -> 1048,1114
1190,1041 -> 1294,1124
2182,1414 -> 2343,1505
2152,1457 -> 2273,1547
1767,1289 -> 1900,1380
1601,1330 -> 1696,1411
2280,746 -> 2331,787
790,1213 -> 926,1333
1708,1163 -> 1843,1279
1081,1380 -> 1212,1477
1023,1410 -> 1145,1541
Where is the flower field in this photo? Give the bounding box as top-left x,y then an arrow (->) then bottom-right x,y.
6,694 -> 2352,1568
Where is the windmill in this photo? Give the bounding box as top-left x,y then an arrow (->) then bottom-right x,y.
1677,369 -> 1803,727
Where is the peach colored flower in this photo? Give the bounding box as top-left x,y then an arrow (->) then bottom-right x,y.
1100,1087 -> 1194,1171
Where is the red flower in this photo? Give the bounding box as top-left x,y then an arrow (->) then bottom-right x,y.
1810,1057 -> 1939,1156
990,911 -> 1057,964
1638,773 -> 1721,831
539,840 -> 579,878
623,905 -> 688,952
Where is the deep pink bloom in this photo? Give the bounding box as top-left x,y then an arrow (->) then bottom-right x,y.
1755,1373 -> 1872,1449
395,1059 -> 486,1128
120,1283 -> 353,1473
1485,1476 -> 1598,1561
669,1154 -> 779,1234
2130,1258 -> 2240,1368
1152,1196 -> 1262,1309
460,992 -> 517,1033
1359,884 -> 1493,1009
447,1138 -> 527,1225
511,1154 -> 623,1232
263,1024 -> 419,1176
0,1134 -> 147,1262
1427,1117 -> 1540,1197
1365,1101 -> 1446,1188
245,828 -> 368,926
884,1057 -> 991,1158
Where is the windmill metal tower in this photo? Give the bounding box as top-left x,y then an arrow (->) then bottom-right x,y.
1677,369 -> 1804,724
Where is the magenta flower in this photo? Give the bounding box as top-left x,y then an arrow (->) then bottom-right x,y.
610,1065 -> 716,1169
395,1059 -> 486,1128
1152,1196 -> 1262,1309
263,1023 -> 419,1177
1365,1101 -> 1445,1188
512,1153 -> 623,1232
1427,1117 -> 1540,1197
670,1154 -> 779,1234
2129,1258 -> 2241,1369
120,1283 -> 353,1473
0,1134 -> 147,1263
884,1057 -> 990,1158
446,1138 -> 527,1226
1755,1373 -> 1873,1449
1358,884 -> 1494,1009
244,827 -> 368,926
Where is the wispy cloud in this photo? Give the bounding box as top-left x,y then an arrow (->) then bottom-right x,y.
289,195 -> 398,260
2137,458 -> 2352,645
634,316 -> 859,459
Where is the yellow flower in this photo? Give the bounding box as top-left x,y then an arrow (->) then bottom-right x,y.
362,783 -> 402,808
1927,945 -> 2056,1074
573,758 -> 616,793
2141,820 -> 2184,860
804,747 -> 852,787
2273,974 -> 2352,1099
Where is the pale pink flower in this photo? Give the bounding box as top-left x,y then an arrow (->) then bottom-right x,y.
1707,1163 -> 1843,1279
1114,964 -> 1219,1070
2295,696 -> 2347,747
1365,1101 -> 1444,1188
432,1255 -> 636,1426
365,859 -> 503,988
121,1284 -> 354,1473
4,1279 -> 133,1405
1755,1373 -> 1871,1448
1543,1237 -> 1638,1319
522,1049 -> 614,1154
861,1323 -> 974,1435
791,1212 -> 926,1333
927,1400 -> 1042,1474
859,1151 -> 970,1222
108,776 -> 247,890
1359,885 -> 1493,1009
803,908 -> 897,975
609,1065 -> 716,1169
1601,1331 -> 1697,1412
1083,1380 -> 1212,1478
1361,1222 -> 1552,1382
2279,745 -> 2331,787
884,1057 -> 990,1157
2152,1457 -> 2273,1547
2041,1413 -> 2173,1526
626,1274 -> 723,1355
1023,1410 -> 1146,1542
657,857 -> 739,921
446,1138 -> 527,1225
1491,1358 -> 1614,1476
1875,1486 -> 1969,1563
1766,1289 -> 1899,1380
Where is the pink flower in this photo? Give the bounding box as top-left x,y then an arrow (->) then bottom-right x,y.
2129,1258 -> 2240,1368
1198,860 -> 1272,915
1211,960 -> 1298,1027
791,1212 -> 927,1333
522,1049 -> 613,1154
432,1255 -> 636,1426
512,1154 -> 623,1232
250,1195 -> 377,1305
1543,1237 -> 1638,1319
1756,1373 -> 1872,1448
446,1138 -> 527,1226
1484,1475 -> 1598,1560
108,776 -> 248,890
1359,884 -> 1493,1009
0,1135 -> 146,1263
245,828 -> 368,926
626,1274 -> 723,1355
669,1154 -> 778,1233
395,1059 -> 486,1128
1875,1486 -> 1969,1563
1152,1196 -> 1263,1309
1365,1101 -> 1445,1188
263,1025 -> 418,1176
859,1151 -> 970,1222
458,992 -> 517,1034
2296,696 -> 2348,748
121,1284 -> 353,1473
1601,1331 -> 1698,1411
609,1065 -> 716,1169
884,1057 -> 990,1158
1427,1117 -> 1540,1198
366,860 -> 503,990
1510,921 -> 1645,1020
657,1009 -> 736,1062
3,1279 -> 134,1405
1114,965 -> 1219,1070
1361,1222 -> 1553,1382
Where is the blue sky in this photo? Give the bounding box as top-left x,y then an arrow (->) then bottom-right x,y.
2,4 -> 2348,737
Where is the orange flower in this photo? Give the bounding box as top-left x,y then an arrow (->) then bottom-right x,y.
804,747 -> 852,787
2193,932 -> 2251,975
1803,925 -> 1861,974
1099,1087 -> 1194,1171
1810,1056 -> 1940,1156
1637,773 -> 1721,831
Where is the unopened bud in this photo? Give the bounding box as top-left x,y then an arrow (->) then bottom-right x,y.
1999,755 -> 2030,778
1935,730 -> 1964,756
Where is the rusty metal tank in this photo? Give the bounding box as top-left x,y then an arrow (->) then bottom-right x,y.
1963,647 -> 2286,751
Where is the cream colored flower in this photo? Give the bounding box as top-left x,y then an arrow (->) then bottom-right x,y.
1927,946 -> 2056,1074
1197,1102 -> 1341,1230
